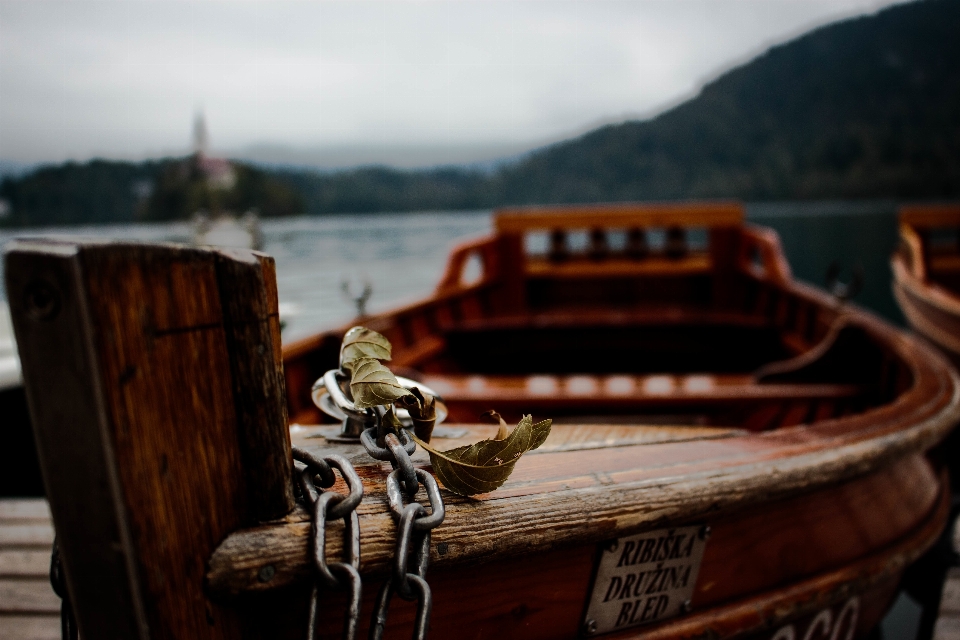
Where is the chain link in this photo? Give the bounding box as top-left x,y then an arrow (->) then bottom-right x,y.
312,365 -> 447,639
360,408 -> 445,640
293,447 -> 364,640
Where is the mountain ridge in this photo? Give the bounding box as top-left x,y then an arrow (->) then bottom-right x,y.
2,0 -> 957,226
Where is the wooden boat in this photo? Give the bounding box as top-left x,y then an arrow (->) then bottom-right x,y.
892,204 -> 960,366
6,201 -> 959,640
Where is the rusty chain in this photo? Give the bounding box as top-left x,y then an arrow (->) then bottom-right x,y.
362,407 -> 445,640
293,446 -> 364,640
312,366 -> 448,639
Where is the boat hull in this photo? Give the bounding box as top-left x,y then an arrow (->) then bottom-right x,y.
893,253 -> 960,367
270,453 -> 947,640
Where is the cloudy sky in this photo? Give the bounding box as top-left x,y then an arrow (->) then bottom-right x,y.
0,0 -> 908,168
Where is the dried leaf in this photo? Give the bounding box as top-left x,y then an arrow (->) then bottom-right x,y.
412,414 -> 552,496
481,410 -> 510,440
349,358 -> 412,409
397,387 -> 438,442
340,326 -> 392,370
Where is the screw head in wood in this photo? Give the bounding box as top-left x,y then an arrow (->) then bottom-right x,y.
258,564 -> 276,583
24,279 -> 61,321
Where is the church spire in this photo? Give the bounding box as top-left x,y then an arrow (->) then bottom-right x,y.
193,110 -> 209,157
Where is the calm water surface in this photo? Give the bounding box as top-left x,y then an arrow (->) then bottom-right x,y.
0,201 -> 903,343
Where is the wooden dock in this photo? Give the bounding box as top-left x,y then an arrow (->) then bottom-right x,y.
3,494 -> 960,640
934,520 -> 960,640
0,499 -> 58,640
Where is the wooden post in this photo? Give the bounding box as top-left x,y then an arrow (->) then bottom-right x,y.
5,240 -> 294,639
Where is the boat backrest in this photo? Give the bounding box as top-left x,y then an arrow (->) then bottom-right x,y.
495,201 -> 743,233
491,201 -> 743,269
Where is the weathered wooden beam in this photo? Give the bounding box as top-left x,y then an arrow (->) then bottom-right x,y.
5,240 -> 293,639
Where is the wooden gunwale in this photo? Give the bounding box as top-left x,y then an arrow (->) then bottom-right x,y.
893,253 -> 960,357
494,201 -> 744,232
207,308 -> 960,594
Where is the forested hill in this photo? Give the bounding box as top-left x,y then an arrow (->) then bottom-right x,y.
491,0 -> 960,205
2,0 -> 958,226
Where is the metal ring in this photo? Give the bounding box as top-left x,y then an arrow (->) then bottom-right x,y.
370,574 -> 432,640
414,531 -> 431,580
312,492 -> 342,588
306,564 -> 362,640
325,453 -> 364,520
299,467 -> 321,504
329,563 -> 362,640
292,446 -> 336,489
385,433 -> 419,499
309,480 -> 362,587
313,369 -> 449,427
392,504 -> 426,599
360,427 -> 416,461
386,469 -> 445,532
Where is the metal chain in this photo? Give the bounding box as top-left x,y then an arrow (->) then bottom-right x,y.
50,538 -> 79,640
361,409 -> 445,640
293,446 -> 364,640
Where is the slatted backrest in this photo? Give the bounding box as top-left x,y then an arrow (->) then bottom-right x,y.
494,201 -> 744,271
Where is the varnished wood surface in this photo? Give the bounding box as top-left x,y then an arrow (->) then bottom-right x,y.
421,372 -> 867,424
252,460 -> 947,639
899,204 -> 960,229
495,201 -> 743,232
893,254 -> 960,360
524,254 -> 713,278
0,499 -> 58,640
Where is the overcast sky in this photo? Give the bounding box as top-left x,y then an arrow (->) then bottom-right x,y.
0,0 -> 909,168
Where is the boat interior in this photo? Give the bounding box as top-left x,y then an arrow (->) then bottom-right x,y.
897,204 -> 960,294
284,202 -> 913,432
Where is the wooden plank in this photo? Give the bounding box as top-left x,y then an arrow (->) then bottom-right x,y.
0,501 -> 50,522
900,204 -> 960,229
214,249 -> 294,522
0,580 -> 59,614
934,616 -> 960,640
0,615 -> 60,640
0,551 -> 51,577
495,201 -> 743,232
940,567 -> 960,617
207,441 -> 943,597
0,526 -> 53,548
6,240 -> 296,640
5,240 -> 153,639
524,254 -> 713,277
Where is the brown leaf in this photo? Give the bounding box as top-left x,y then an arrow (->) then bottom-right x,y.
397,387 -> 437,442
412,414 -> 552,496
349,358 -> 411,409
340,326 -> 392,370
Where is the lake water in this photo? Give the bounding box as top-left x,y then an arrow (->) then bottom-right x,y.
0,200 -> 903,345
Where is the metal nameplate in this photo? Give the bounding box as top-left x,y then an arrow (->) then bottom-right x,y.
582,525 -> 709,636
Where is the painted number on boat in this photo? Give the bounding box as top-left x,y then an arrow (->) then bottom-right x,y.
582,525 -> 708,636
